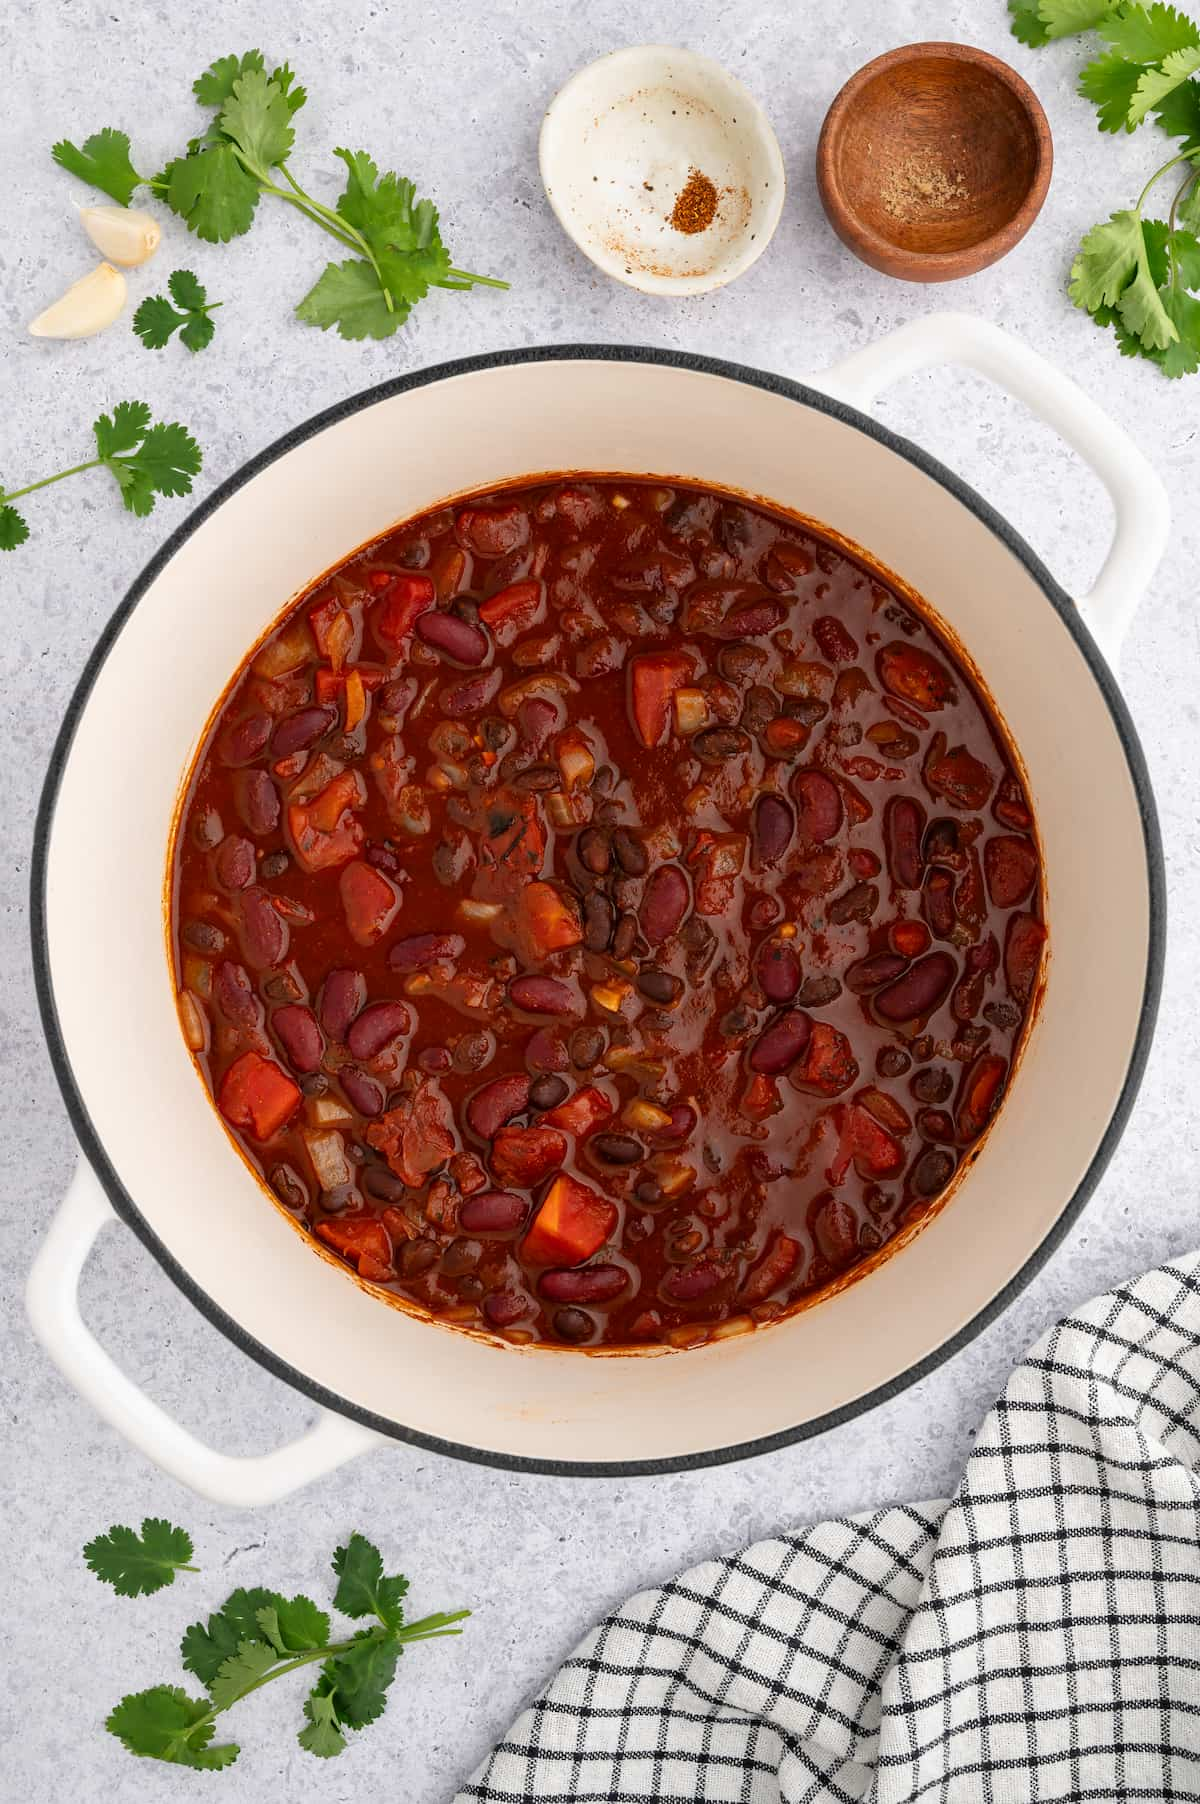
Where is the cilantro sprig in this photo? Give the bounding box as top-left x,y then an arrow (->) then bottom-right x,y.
1010,1 -> 1200,374
106,1532 -> 468,1769
53,50 -> 508,341
85,1519 -> 198,1598
0,402 -> 202,550
134,270 -> 223,352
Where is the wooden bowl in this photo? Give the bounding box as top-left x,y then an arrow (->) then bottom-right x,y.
816,42 -> 1052,282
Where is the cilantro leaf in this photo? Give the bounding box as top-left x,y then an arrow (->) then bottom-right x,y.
1098,1 -> 1200,61
83,1519 -> 196,1597
1039,0 -> 1121,39
106,1687 -> 238,1769
299,1689 -> 346,1758
194,50 -> 265,108
219,66 -> 296,174
1144,218 -> 1200,285
92,399 -> 151,457
256,1595 -> 331,1655
1070,207 -> 1148,310
1181,173 -> 1200,230
1080,49 -> 1151,130
314,1632 -> 401,1729
208,1638 -> 280,1711
1153,75 -> 1200,142
1010,0 -> 1052,45
272,62 -> 308,115
134,271 -> 220,352
0,504 -> 30,550
1159,283 -> 1200,371
102,420 -> 203,516
52,127 -> 142,205
182,1587 -> 287,1684
334,148 -> 453,305
296,257 -> 401,339
1131,44 -> 1200,123
1119,241 -> 1182,343
331,1533 -> 409,1628
164,143 -> 260,241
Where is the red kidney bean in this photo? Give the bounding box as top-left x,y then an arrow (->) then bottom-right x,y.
440,669 -> 502,716
346,1000 -> 412,1060
467,1073 -> 530,1139
752,794 -> 794,869
517,696 -> 561,748
791,770 -> 844,842
921,868 -> 956,939
649,1103 -> 697,1143
214,835 -> 255,892
539,1265 -> 630,1304
213,960 -> 263,1031
320,968 -> 365,1040
483,1290 -> 531,1328
340,1067 -> 385,1116
508,975 -> 579,1017
712,598 -> 786,638
845,952 -> 908,994
813,616 -> 859,663
389,933 -> 466,972
273,1004 -> 322,1073
416,610 -> 490,666
525,1028 -> 569,1073
757,941 -> 802,1004
459,1190 -> 528,1234
660,1260 -> 724,1302
218,711 -> 271,766
418,1045 -> 453,1074
874,952 -> 957,1023
457,503 -> 529,558
234,769 -> 280,836
237,887 -> 288,969
885,797 -> 925,889
271,705 -> 336,758
749,1009 -> 812,1073
379,676 -> 418,718
984,835 -> 1039,908
812,1195 -> 858,1266
640,865 -> 690,945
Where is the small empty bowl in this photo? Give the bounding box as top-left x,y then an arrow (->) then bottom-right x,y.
539,45 -> 785,296
816,42 -> 1052,283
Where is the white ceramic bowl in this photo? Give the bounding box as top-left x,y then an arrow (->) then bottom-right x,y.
539,45 -> 785,294
28,317 -> 1167,1504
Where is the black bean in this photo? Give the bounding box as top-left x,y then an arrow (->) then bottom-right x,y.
529,1074 -> 569,1111
269,1165 -> 307,1210
911,1066 -> 953,1104
693,726 -> 750,764
401,1239 -> 440,1278
454,1031 -> 495,1074
300,1073 -> 328,1097
612,912 -> 638,961
364,1163 -> 408,1203
740,685 -> 778,734
441,1237 -> 483,1276
583,891 -> 615,953
577,827 -> 611,875
553,1307 -> 595,1343
636,967 -> 683,1005
911,1148 -> 956,1198
796,975 -> 842,1007
183,920 -> 225,954
259,852 -> 289,879
876,1046 -> 912,1078
513,763 -> 560,793
570,1027 -> 605,1069
591,1133 -> 643,1166
635,1179 -> 666,1206
829,882 -> 879,925
612,828 -> 648,876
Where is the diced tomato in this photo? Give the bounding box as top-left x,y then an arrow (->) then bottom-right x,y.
474,791 -> 547,904
372,574 -> 436,652
1005,913 -> 1046,1006
366,1082 -> 456,1188
309,596 -> 356,672
740,1233 -> 801,1304
316,1212 -> 393,1279
523,1174 -> 617,1267
542,1086 -> 614,1137
925,739 -> 994,812
848,1104 -> 905,1178
449,1151 -> 489,1196
315,664 -> 386,706
490,1125 -> 568,1188
629,652 -> 695,749
741,1072 -> 781,1121
516,881 -> 582,961
218,1051 -> 301,1140
877,643 -> 956,712
791,1023 -> 860,1097
308,595 -> 343,657
287,771 -> 365,873
314,668 -> 341,705
688,831 -> 748,917
478,579 -> 543,642
339,859 -> 400,946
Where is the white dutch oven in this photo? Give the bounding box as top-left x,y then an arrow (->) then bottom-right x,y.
28,315 -> 1167,1506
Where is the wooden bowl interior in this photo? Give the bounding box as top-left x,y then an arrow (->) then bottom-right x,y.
832,56 -> 1041,253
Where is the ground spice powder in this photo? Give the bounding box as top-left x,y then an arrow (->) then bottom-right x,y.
670,167 -> 718,234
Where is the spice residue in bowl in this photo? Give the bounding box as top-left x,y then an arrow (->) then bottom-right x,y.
877,150 -> 969,220
670,166 -> 718,233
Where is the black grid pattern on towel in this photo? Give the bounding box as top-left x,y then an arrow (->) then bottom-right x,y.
457,1258 -> 1200,1802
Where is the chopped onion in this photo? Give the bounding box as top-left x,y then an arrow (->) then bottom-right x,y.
177,990 -> 208,1052
252,619 -> 314,679
458,898 -> 504,923
303,1128 -> 352,1191
306,1094 -> 352,1128
673,688 -> 711,735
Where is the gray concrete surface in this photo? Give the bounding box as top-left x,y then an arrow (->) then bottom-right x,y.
1,1 -> 1197,1797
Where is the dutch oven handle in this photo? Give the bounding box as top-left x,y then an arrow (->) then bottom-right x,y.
813,312 -> 1170,666
26,1161 -> 382,1507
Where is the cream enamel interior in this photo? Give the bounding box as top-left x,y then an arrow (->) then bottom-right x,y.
43,358 -> 1150,1465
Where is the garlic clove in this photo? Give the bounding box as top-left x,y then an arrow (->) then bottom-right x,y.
29,262 -> 128,339
78,204 -> 161,267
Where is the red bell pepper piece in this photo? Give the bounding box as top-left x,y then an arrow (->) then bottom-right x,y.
218,1051 -> 301,1140
628,652 -> 694,749
339,859 -> 400,947
490,1125 -> 568,1188
373,574 -> 436,652
523,1174 -> 617,1267
516,881 -> 582,960
542,1086 -> 614,1137
478,579 -> 543,641
287,771 -> 365,873
316,1212 -> 393,1279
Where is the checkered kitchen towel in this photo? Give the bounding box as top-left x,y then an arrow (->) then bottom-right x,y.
458,1258 -> 1200,1801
